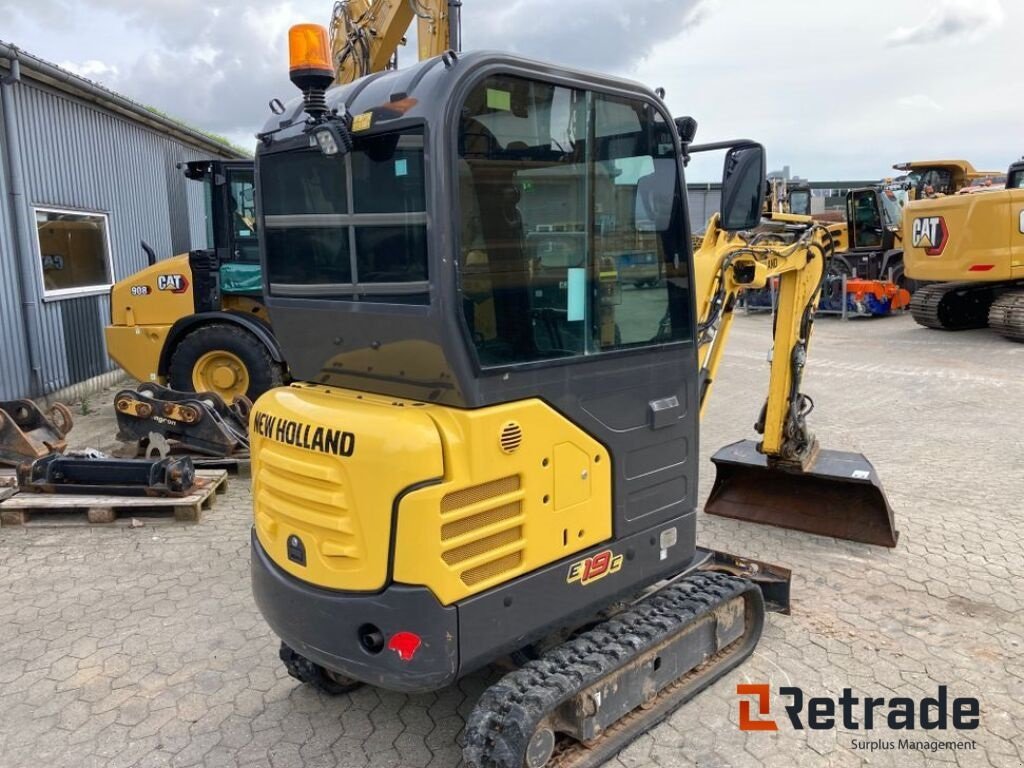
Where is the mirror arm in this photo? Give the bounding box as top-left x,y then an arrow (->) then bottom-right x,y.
687,139 -> 760,155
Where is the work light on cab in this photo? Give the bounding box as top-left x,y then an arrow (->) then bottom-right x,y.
287,23 -> 353,156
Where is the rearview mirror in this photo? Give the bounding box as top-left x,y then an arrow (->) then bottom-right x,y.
720,144 -> 766,231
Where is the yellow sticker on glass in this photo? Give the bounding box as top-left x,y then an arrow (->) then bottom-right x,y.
486,88 -> 511,111
352,112 -> 373,132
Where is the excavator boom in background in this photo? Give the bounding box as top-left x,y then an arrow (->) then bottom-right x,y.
330,0 -> 458,84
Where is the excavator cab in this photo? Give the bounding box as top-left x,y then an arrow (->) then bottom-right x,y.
249,34 -> 894,766
1008,160 -> 1024,189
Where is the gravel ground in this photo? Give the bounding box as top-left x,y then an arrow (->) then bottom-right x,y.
1,311 -> 1021,768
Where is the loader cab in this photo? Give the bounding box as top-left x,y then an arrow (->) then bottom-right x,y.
846,188 -> 900,252
182,160 -> 259,264
182,159 -> 263,312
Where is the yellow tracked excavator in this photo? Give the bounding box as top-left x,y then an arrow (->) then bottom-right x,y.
905,159 -> 1024,338
246,25 -> 899,768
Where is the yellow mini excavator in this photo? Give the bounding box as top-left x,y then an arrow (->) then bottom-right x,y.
248,26 -> 898,768
104,0 -> 460,403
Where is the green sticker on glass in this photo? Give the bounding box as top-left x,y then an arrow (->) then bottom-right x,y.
486,88 -> 511,111
567,268 -> 586,322
395,158 -> 408,177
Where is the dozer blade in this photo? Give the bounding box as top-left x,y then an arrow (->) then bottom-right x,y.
705,439 -> 899,547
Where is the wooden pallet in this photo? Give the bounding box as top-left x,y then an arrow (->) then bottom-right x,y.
190,456 -> 251,479
117,442 -> 252,479
0,469 -> 228,527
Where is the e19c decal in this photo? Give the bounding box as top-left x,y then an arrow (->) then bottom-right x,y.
567,549 -> 623,586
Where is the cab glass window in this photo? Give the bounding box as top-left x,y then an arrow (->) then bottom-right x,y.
457,76 -> 690,367
261,126 -> 427,303
917,168 -> 953,196
227,168 -> 259,262
788,189 -> 811,216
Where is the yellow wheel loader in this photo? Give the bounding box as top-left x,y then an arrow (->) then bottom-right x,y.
104,0 -> 460,403
104,160 -> 285,403
905,159 -> 1024,338
246,27 -> 898,768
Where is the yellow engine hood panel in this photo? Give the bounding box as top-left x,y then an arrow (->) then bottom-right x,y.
903,191 -> 1024,282
108,253 -> 194,326
250,384 -> 444,592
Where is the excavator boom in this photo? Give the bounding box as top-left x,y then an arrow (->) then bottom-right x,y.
330,0 -> 457,85
688,162 -> 898,547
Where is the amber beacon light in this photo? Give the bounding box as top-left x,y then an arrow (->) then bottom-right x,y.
288,24 -> 334,116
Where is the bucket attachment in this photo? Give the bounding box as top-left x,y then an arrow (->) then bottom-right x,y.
0,400 -> 73,467
705,439 -> 899,547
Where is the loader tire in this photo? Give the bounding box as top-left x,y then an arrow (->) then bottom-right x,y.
279,643 -> 363,695
168,323 -> 283,403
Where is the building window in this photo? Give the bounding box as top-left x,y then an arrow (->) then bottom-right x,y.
34,208 -> 113,299
457,75 -> 690,368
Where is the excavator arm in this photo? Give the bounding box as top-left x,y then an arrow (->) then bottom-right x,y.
682,140 -> 898,546
329,0 -> 457,85
694,216 -> 829,465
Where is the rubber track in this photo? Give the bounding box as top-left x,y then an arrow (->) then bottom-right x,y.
989,290 -> 1024,342
909,282 -> 992,330
462,572 -> 761,768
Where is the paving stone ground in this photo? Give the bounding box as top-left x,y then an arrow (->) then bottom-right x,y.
1,312 -> 1022,768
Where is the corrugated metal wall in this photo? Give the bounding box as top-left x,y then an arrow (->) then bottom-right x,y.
0,93 -> 34,398
0,74 -> 236,399
685,184 -> 722,233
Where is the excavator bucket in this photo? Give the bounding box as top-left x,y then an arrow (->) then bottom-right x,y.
705,439 -> 899,547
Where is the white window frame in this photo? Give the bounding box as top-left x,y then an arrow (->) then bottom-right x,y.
33,206 -> 114,301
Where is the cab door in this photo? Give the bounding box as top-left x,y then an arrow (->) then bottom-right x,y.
847,189 -> 885,250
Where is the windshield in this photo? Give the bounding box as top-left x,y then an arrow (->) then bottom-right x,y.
880,190 -> 902,227
788,189 -> 811,216
1008,168 -> 1024,189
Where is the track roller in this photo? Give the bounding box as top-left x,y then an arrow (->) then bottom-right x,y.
909,282 -> 996,330
988,289 -> 1024,342
463,572 -> 764,768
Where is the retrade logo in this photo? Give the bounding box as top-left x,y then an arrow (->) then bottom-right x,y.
738,684 -> 778,731
736,684 -> 979,732
911,216 -> 948,256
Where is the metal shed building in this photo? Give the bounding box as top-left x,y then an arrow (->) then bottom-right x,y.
0,42 -> 248,401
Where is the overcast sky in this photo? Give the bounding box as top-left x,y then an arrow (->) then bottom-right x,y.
1,0 -> 1017,181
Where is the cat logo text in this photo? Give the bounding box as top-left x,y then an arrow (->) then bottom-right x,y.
567,549 -> 623,586
911,216 -> 948,256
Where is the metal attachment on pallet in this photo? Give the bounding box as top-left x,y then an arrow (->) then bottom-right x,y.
114,383 -> 250,458
0,400 -> 73,467
17,454 -> 197,497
